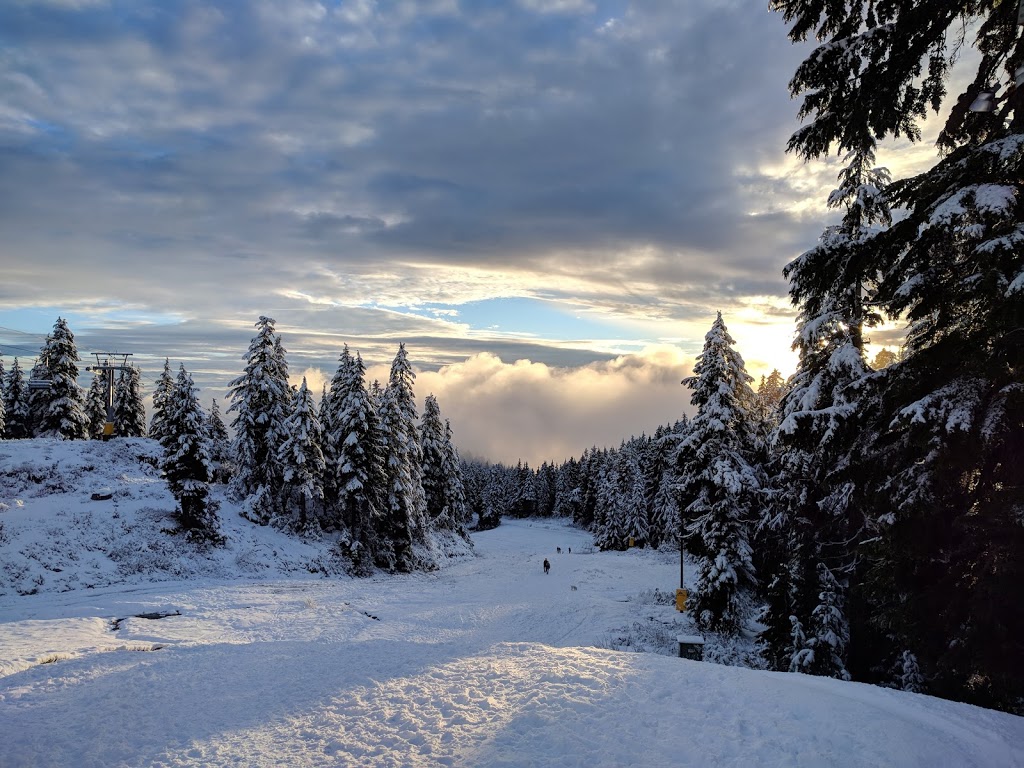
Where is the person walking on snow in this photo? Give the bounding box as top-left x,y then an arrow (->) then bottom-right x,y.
543,558 -> 550,574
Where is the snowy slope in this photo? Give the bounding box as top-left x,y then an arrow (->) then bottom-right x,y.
1,442 -> 1023,767
0,439 -> 471,599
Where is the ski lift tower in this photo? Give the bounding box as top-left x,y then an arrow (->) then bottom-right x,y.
85,352 -> 133,439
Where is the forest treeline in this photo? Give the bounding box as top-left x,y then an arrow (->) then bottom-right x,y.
0,316 -> 472,574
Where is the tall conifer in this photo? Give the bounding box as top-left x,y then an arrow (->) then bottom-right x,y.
773,0 -> 1024,708
4,359 -> 31,439
149,359 -> 174,442
37,318 -> 88,440
114,365 -> 147,438
160,365 -> 220,542
278,377 -> 325,533
227,317 -> 291,522
677,313 -> 759,635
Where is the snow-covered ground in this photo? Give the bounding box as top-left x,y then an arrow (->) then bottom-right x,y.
1,441 -> 1023,767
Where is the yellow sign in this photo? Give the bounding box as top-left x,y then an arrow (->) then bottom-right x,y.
675,588 -> 687,612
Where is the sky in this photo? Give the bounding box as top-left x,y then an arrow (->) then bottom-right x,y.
0,0 -> 945,465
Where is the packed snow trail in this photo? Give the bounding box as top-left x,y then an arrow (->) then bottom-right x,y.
2,519 -> 1023,767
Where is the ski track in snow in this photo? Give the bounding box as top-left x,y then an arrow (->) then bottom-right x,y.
2,515 -> 1023,766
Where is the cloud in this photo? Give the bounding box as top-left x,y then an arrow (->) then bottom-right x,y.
413,348 -> 696,465
0,1 -> 819,322
1,0 -> 926,463
519,0 -> 594,15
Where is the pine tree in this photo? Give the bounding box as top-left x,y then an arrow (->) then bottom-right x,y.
751,369 -> 785,449
227,316 -> 291,523
509,461 -> 537,518
325,349 -> 384,566
553,457 -> 582,520
477,462 -> 512,530
420,394 -> 451,527
649,419 -> 687,548
441,419 -> 470,531
206,398 -> 232,483
277,377 -> 325,533
758,156 -> 891,676
677,313 -> 759,635
37,318 -> 88,440
575,447 -> 602,530
378,344 -> 428,571
85,372 -> 108,439
321,348 -> 350,505
322,345 -> 354,518
592,451 -> 623,551
114,365 -> 147,438
790,563 -> 851,680
774,0 -> 1024,710
618,443 -> 649,548
758,550 -> 804,673
160,365 -> 220,542
149,359 -> 174,443
318,383 -> 333,497
3,359 -> 31,439
26,339 -> 50,436
899,650 -> 925,695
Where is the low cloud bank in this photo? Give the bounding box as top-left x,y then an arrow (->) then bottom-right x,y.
410,348 -> 696,466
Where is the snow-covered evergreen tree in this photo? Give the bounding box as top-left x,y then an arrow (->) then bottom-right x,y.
553,457 -> 582,520
149,359 -> 174,443
648,419 -> 687,548
473,462 -> 508,531
36,318 -> 88,440
205,398 -> 232,484
3,359 -> 31,439
324,349 -> 384,567
592,452 -> 623,551
420,394 -> 450,527
618,442 -> 649,548
85,372 -> 108,439
317,382 -> 332,493
898,650 -> 925,695
160,365 -> 220,543
441,419 -> 469,530
751,369 -> 785,447
458,459 -> 484,526
277,377 -> 325,533
759,148 -> 892,677
321,347 -> 351,507
790,563 -> 851,680
774,0 -> 1024,710
114,365 -> 147,438
26,339 -> 50,436
574,447 -> 602,530
757,551 -> 804,673
677,313 -> 759,635
509,461 -> 537,518
227,316 -> 291,523
418,397 -> 470,536
377,344 -> 428,571
539,463 -> 556,518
